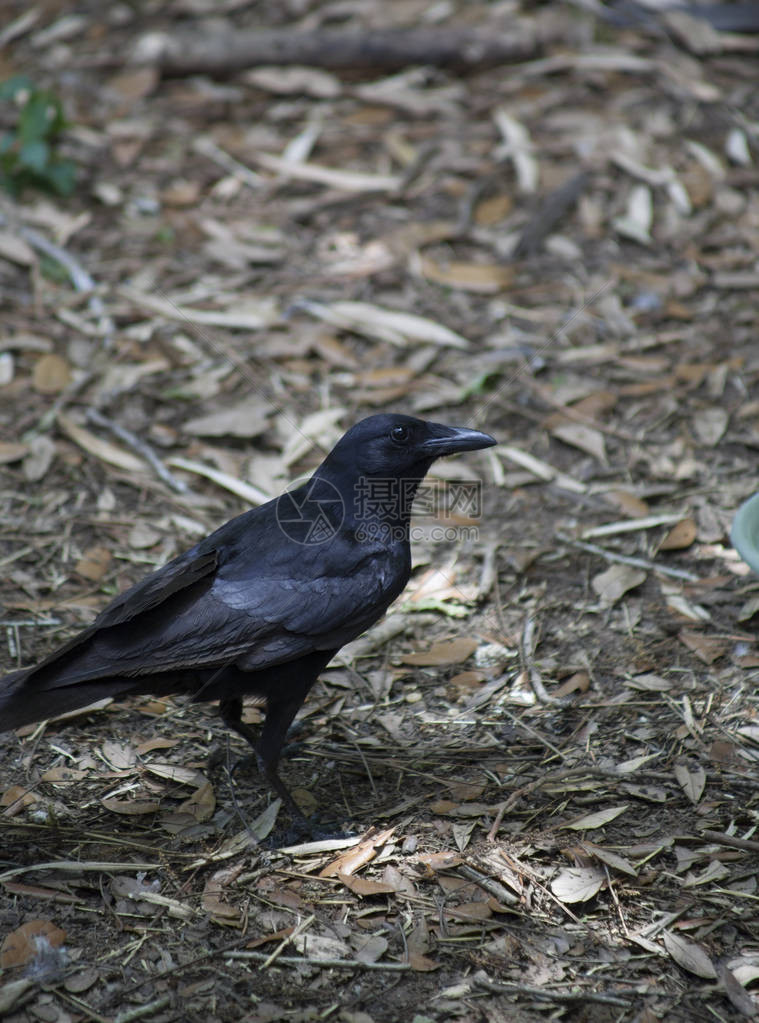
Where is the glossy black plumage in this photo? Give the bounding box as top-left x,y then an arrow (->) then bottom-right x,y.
0,414 -> 495,818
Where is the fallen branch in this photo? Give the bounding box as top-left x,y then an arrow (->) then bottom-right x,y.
133,26 -> 545,77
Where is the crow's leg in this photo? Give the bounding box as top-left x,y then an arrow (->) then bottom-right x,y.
220,693 -> 308,824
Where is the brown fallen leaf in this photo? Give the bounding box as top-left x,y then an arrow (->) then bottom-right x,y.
337,872 -> 397,897
659,518 -> 697,550
320,827 -> 395,878
75,546 -> 112,582
58,413 -> 145,472
446,901 -> 492,921
553,671 -> 590,698
415,850 -> 463,876
33,354 -> 72,394
402,637 -> 479,666
0,920 -> 66,968
101,798 -> 161,815
592,564 -> 646,608
0,441 -> 29,464
679,629 -> 728,664
202,864 -> 244,926
412,253 -> 514,293
604,490 -> 650,518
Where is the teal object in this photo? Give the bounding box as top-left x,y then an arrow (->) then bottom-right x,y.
731,492 -> 759,574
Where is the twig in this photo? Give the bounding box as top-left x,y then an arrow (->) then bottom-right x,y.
558,534 -> 699,582
474,976 -> 632,1008
14,223 -> 114,345
193,137 -> 264,191
456,863 -> 518,906
0,860 -> 159,883
224,950 -> 411,970
262,913 -> 315,969
512,170 -> 590,260
701,830 -> 759,854
520,614 -> 555,705
134,26 -> 546,76
86,408 -> 189,494
488,766 -> 600,842
114,998 -> 172,1023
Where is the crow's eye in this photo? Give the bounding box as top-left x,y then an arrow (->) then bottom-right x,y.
390,424 -> 409,444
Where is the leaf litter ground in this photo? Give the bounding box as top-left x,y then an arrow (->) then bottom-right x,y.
1,2 -> 759,1021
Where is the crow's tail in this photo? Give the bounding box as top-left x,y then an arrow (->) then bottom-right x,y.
0,668 -> 139,732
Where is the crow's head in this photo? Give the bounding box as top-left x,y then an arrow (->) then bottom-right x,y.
318,413 -> 495,482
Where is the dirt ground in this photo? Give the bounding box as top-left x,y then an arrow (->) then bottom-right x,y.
1,2 -> 759,1021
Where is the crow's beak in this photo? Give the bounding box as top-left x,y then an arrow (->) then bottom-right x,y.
418,423 -> 496,458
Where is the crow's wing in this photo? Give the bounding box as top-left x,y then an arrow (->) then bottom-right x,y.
22,546 -> 406,689
15,547 -> 221,690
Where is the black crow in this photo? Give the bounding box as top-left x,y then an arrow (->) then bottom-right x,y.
0,414 -> 495,819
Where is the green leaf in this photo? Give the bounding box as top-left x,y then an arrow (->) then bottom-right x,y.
0,75 -> 33,101
19,93 -> 54,143
44,159 -> 76,195
18,139 -> 49,172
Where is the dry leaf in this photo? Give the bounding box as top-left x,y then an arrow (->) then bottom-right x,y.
678,629 -> 727,664
447,901 -> 491,921
353,933 -> 389,965
402,637 -> 479,666
33,354 -> 71,394
554,671 -> 590,698
256,151 -> 401,192
337,872 -> 397,897
674,763 -> 706,804
300,299 -> 469,348
412,254 -> 514,293
58,413 -> 145,472
0,441 -> 28,464
718,962 -> 759,1018
563,805 -> 629,831
579,841 -> 638,877
0,920 -> 66,968
101,740 -> 136,770
551,421 -> 607,463
202,865 -> 243,925
693,407 -> 728,447
144,763 -> 207,787
128,523 -> 161,549
320,828 -> 395,878
23,435 -> 56,481
415,851 -> 462,875
0,231 -> 35,266
605,490 -> 650,518
408,952 -> 440,972
177,782 -> 216,822
614,184 -> 653,244
659,518 -> 698,550
183,403 -> 272,439
551,866 -> 605,903
663,931 -> 717,979
1,785 -> 38,813
39,766 -> 88,783
75,546 -> 112,581
246,66 -> 340,98
101,798 -> 161,815
592,565 -> 646,607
